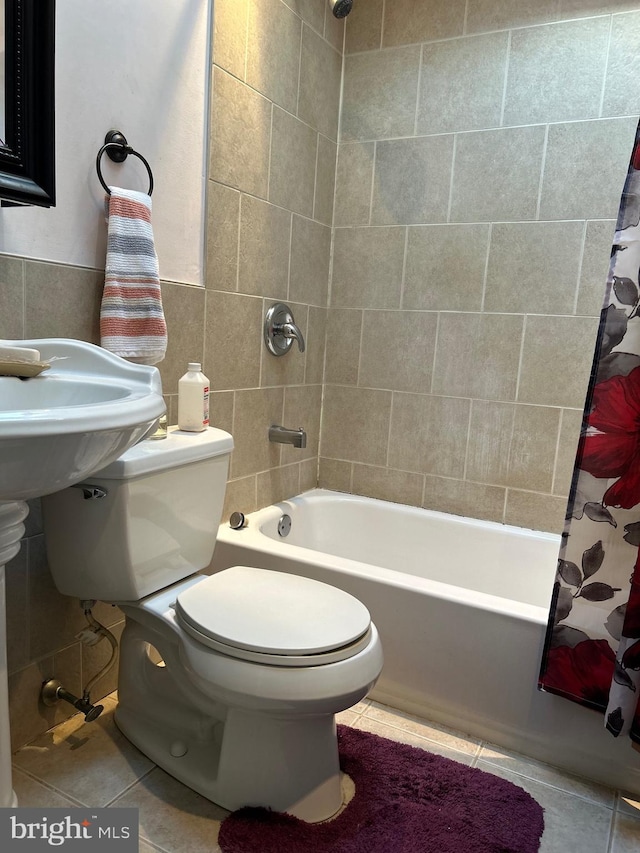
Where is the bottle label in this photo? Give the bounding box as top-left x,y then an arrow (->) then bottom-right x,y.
203,387 -> 210,426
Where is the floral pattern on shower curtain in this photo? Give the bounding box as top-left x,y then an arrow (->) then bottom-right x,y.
539,120 -> 640,747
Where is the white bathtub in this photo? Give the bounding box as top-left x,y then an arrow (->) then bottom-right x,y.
212,489 -> 640,794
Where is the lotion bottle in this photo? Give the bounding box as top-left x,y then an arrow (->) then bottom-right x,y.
178,363 -> 210,432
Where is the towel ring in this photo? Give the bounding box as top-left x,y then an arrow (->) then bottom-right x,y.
96,130 -> 154,196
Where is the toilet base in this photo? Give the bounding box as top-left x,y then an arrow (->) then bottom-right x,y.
116,618 -> 344,822
115,703 -> 343,821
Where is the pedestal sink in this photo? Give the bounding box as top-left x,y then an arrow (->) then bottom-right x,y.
0,338 -> 165,806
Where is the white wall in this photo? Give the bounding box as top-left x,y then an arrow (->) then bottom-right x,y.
0,0 -> 210,285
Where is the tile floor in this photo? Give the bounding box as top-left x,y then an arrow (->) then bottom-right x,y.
10,693 -> 640,853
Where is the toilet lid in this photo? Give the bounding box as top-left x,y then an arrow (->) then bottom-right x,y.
175,566 -> 371,658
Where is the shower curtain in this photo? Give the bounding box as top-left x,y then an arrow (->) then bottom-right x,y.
539,120 -> 640,748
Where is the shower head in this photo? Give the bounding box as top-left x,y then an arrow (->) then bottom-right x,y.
329,0 -> 353,17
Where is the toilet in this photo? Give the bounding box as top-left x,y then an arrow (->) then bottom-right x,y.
41,427 -> 383,822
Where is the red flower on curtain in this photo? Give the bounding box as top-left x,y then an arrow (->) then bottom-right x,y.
580,366 -> 640,508
543,639 -> 615,707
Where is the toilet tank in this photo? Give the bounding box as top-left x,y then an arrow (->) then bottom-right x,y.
42,427 -> 233,602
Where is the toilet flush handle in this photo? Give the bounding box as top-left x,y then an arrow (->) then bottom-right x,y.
71,484 -> 108,500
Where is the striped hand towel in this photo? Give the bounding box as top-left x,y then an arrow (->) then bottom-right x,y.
100,187 -> 167,365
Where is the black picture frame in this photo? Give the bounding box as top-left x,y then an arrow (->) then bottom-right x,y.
1,0 -> 55,207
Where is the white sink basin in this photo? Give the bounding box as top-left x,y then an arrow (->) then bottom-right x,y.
0,338 -> 165,501
0,337 -> 166,809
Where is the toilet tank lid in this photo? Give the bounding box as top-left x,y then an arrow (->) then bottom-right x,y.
92,426 -> 233,479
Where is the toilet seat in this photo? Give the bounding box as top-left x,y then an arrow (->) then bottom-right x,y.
174,566 -> 372,668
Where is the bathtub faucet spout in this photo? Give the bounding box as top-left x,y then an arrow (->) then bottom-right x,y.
268,425 -> 307,449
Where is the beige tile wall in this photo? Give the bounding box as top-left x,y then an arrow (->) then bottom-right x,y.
2,0 -> 343,749
319,0 -> 640,534
208,0 -> 342,518
4,0 -> 640,751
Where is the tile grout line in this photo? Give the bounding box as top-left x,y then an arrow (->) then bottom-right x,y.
367,142 -> 377,226
534,124 -> 550,222
384,392 -> 395,469
550,407 -> 565,496
398,226 -> 409,309
605,806 -> 616,853
11,764 -> 88,808
413,44 -> 424,138
572,219 -> 589,315
234,192 -> 242,293
480,222 -> 492,312
513,313 -> 528,403
104,764 -> 158,808
354,714 -> 482,763
462,398 -> 473,481
429,311 -> 440,396
355,308 -> 365,388
242,2 -> 249,83
499,29 -> 512,128
138,834 -> 173,853
295,19 -> 304,120
597,15 -> 614,120
286,211 -> 294,302
445,134 -> 457,223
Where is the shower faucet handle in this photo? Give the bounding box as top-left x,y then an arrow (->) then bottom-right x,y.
264,303 -> 306,356
277,321 -> 306,353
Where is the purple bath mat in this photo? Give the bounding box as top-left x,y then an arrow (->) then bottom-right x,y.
218,724 -> 545,853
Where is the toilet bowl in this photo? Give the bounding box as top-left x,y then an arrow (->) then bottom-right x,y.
42,427 -> 383,822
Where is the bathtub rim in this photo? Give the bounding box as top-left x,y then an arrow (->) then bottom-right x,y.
216,488 -> 560,627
